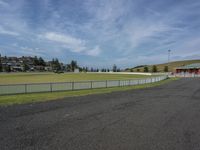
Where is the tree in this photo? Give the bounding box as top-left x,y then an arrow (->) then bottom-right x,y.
152,65 -> 157,72
38,57 -> 46,66
0,54 -> 2,72
22,62 -> 30,72
52,58 -> 61,71
70,60 -> 78,72
33,56 -> 39,66
55,59 -> 61,71
144,66 -> 149,72
85,67 -> 88,72
66,60 -> 78,72
164,66 -> 168,72
5,65 -> 11,72
91,67 -> 94,72
113,64 -> 117,72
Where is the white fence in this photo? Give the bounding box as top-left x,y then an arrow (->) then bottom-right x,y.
0,76 -> 168,95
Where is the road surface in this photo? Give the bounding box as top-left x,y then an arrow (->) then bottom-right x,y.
0,78 -> 200,150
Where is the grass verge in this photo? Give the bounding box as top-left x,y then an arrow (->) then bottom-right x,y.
0,73 -> 149,84
0,78 -> 179,106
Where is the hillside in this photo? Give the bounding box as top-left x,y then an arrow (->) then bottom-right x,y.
127,59 -> 200,72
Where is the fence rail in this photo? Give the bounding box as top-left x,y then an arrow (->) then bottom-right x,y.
0,76 -> 168,95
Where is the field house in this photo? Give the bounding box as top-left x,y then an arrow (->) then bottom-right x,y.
175,63 -> 200,74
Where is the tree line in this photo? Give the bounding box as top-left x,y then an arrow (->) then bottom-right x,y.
0,54 -> 121,73
134,65 -> 169,72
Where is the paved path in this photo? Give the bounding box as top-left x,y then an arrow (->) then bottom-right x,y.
0,78 -> 200,150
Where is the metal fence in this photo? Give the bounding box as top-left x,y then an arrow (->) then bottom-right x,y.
0,76 -> 168,95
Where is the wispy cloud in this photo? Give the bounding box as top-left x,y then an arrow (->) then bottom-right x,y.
42,32 -> 101,56
86,46 -> 101,56
0,0 -> 200,67
43,32 -> 86,53
0,26 -> 19,36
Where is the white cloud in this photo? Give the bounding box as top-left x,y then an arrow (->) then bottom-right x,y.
44,32 -> 85,52
42,32 -> 101,56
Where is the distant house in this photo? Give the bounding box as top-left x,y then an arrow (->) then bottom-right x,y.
74,69 -> 79,73
11,66 -> 23,72
34,66 -> 45,71
176,63 -> 200,74
45,66 -> 53,71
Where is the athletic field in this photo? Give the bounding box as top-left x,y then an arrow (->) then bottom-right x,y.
0,73 -> 149,84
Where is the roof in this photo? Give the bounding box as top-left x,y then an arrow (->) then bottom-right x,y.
176,63 -> 200,69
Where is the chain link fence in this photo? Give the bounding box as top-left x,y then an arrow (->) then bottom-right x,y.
0,76 -> 168,95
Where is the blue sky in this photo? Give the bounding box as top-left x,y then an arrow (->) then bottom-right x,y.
0,0 -> 200,68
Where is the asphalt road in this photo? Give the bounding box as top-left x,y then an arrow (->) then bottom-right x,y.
1,78 -> 200,150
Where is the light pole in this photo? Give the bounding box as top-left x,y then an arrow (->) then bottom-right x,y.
168,50 -> 171,75
168,50 -> 171,64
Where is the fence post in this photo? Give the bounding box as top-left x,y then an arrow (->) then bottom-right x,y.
118,80 -> 120,87
50,83 -> 52,92
129,80 -> 131,86
106,80 -> 108,88
72,82 -> 74,91
91,81 -> 93,89
25,84 -> 27,94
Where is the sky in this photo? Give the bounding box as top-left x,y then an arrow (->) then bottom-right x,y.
0,0 -> 200,68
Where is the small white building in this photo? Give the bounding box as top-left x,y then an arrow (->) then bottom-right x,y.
74,69 -> 79,73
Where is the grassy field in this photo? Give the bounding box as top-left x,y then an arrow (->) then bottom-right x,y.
0,73 -> 149,85
0,78 -> 178,106
128,59 -> 200,72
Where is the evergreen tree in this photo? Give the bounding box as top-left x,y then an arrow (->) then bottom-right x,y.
91,67 -> 94,72
5,65 -> 11,72
70,60 -> 78,72
113,64 -> 117,72
33,56 -> 39,65
152,65 -> 157,72
0,54 -> 2,72
51,58 -> 61,71
22,62 -> 30,72
38,57 -> 46,66
66,60 -> 78,72
164,66 -> 168,72
144,66 -> 149,72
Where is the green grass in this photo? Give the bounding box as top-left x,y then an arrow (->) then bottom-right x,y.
0,72 -> 149,85
0,78 -> 179,106
128,59 -> 200,72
